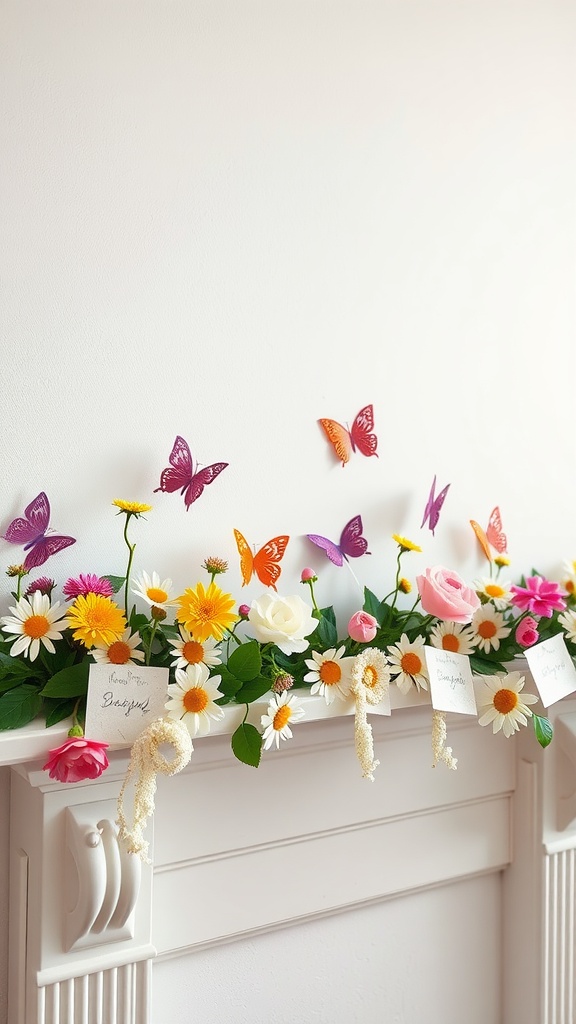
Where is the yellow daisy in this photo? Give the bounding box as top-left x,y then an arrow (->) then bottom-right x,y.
66,593 -> 127,649
112,499 -> 152,516
176,581 -> 238,642
392,534 -> 422,553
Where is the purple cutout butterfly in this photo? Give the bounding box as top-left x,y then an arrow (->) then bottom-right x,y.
420,475 -> 450,536
154,436 -> 228,511
306,515 -> 370,566
3,492 -> 76,571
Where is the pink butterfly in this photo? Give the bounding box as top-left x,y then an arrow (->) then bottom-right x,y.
154,436 -> 228,511
307,515 -> 370,566
319,405 -> 378,466
420,475 -> 450,536
3,492 -> 76,571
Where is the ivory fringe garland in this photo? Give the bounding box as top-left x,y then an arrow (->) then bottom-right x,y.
431,709 -> 458,770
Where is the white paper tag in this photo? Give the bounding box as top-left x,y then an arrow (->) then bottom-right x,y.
524,633 -> 576,708
424,646 -> 477,716
84,664 -> 170,744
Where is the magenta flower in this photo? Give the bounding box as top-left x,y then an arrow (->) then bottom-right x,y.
43,737 -> 109,783
25,576 -> 56,597
515,616 -> 539,648
510,576 -> 566,619
63,573 -> 115,600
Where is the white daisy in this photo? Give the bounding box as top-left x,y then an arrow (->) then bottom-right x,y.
386,633 -> 429,694
303,645 -> 352,703
169,625 -> 222,671
132,571 -> 177,609
165,663 -> 225,736
561,560 -> 576,598
91,628 -> 145,665
261,692 -> 305,750
470,604 -> 511,653
0,592 -> 68,661
428,620 -> 476,656
474,578 -> 513,610
558,609 -> 576,643
476,672 -> 538,737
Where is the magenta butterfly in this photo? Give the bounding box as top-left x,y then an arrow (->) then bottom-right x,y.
154,436 -> 228,511
3,492 -> 76,571
420,475 -> 450,536
306,515 -> 370,566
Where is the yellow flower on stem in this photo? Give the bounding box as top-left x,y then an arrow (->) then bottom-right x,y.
392,534 -> 422,554
67,594 -> 127,649
176,581 -> 238,642
112,500 -> 152,517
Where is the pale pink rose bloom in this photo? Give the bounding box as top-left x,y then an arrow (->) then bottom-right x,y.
515,616 -> 539,648
43,737 -> 110,784
348,611 -> 378,642
416,566 -> 480,624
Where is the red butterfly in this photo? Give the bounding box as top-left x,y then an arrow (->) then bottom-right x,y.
154,436 -> 228,511
470,507 -> 507,561
319,404 -> 378,466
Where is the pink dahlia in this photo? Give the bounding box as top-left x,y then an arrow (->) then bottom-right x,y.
510,576 -> 566,619
43,737 -> 109,783
63,573 -> 115,600
25,577 -> 55,597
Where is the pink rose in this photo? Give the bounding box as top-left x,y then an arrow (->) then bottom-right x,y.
515,616 -> 539,648
416,566 -> 480,623
348,611 -> 378,642
43,737 -> 110,784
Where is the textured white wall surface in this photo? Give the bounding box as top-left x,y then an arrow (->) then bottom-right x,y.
0,1 -> 574,1021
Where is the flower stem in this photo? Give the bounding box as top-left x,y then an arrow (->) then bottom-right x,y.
122,514 -> 136,619
146,620 -> 158,666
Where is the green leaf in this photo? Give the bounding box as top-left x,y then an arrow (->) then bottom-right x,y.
316,612 -> 338,649
0,676 -> 26,695
217,667 -> 243,700
533,714 -> 554,748
0,651 -> 39,679
363,587 -> 381,620
0,685 -> 42,730
227,640 -> 261,683
40,661 -> 89,698
44,698 -> 77,729
102,575 -> 126,593
234,676 -> 273,704
231,722 -> 262,767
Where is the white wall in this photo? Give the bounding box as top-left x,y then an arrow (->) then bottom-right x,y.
1,1 -> 574,1021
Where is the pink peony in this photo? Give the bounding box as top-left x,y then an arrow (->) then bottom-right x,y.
43,737 -> 110,784
416,566 -> 480,624
348,610 -> 378,643
515,616 -> 539,648
63,574 -> 115,600
510,576 -> 566,619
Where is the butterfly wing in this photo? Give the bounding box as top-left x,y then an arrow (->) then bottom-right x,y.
318,419 -> 352,466
154,436 -> 193,495
184,462 -> 229,510
486,506 -> 507,554
4,491 -> 50,544
252,536 -> 290,590
234,529 -> 254,586
339,514 -> 369,559
24,534 -> 76,571
306,533 -> 345,567
350,405 -> 378,458
470,520 -> 493,562
426,478 -> 450,535
420,476 -> 437,530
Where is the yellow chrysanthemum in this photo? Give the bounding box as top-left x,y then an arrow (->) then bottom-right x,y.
66,593 -> 127,649
176,581 -> 238,642
112,499 -> 153,515
392,534 -> 422,554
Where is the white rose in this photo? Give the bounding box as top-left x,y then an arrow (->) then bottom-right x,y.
248,593 -> 316,655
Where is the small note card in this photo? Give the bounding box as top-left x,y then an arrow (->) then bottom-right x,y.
84,664 -> 170,745
424,646 -> 477,716
524,633 -> 576,708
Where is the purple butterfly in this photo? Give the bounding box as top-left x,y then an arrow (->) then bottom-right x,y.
154,436 -> 228,511
420,475 -> 450,535
3,492 -> 76,571
306,515 -> 370,566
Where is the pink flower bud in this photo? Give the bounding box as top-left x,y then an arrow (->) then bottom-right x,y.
348,610 -> 378,643
515,616 -> 539,648
238,604 -> 251,619
301,567 -> 316,582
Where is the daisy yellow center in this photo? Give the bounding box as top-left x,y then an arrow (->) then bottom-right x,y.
107,640 -> 132,664
362,665 -> 378,688
183,688 -> 208,714
319,661 -> 341,685
182,640 -> 204,665
147,587 -> 168,604
567,581 -> 575,595
442,634 -> 460,653
478,620 -> 497,639
493,688 -> 518,715
24,614 -> 50,639
485,583 -> 505,599
400,652 -> 422,675
273,705 -> 292,730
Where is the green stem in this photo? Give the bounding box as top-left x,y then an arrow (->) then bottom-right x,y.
123,515 -> 136,619
146,620 -> 158,666
305,578 -> 319,613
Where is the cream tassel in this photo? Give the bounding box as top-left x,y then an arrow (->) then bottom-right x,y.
431,709 -> 458,770
116,717 -> 193,863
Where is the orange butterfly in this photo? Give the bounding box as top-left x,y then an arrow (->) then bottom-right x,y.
319,404 -> 378,466
470,507 -> 508,562
233,529 -> 290,590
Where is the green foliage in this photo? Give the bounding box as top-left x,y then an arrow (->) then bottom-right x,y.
231,721 -> 262,767
0,685 -> 43,730
533,714 -> 554,748
40,661 -> 89,698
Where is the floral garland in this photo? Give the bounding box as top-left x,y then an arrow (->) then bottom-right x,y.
1,496 -> 575,787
